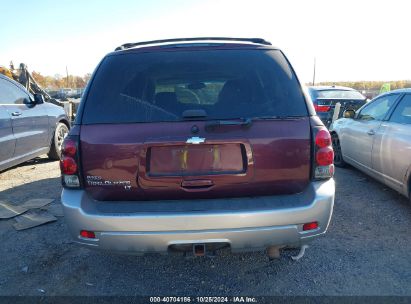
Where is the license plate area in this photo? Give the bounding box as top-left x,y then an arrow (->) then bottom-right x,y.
148,143 -> 246,177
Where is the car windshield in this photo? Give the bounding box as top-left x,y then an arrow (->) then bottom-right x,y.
316,89 -> 365,99
82,49 -> 308,124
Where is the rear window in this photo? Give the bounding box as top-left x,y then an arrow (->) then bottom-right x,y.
82,49 -> 307,124
316,90 -> 365,99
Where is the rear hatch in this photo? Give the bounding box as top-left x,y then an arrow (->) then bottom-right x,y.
79,47 -> 311,201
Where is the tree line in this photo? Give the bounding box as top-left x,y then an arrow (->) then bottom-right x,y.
31,70 -> 411,92
31,71 -> 92,90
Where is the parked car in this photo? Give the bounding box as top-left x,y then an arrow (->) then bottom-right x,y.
46,89 -> 59,99
71,88 -> 85,99
308,86 -> 367,128
56,88 -> 76,99
330,89 -> 411,202
60,37 -> 335,258
0,74 -> 70,171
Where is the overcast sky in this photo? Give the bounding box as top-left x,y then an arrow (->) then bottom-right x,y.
1,0 -> 410,83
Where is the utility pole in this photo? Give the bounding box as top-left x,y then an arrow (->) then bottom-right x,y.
312,57 -> 316,86
66,66 -> 69,88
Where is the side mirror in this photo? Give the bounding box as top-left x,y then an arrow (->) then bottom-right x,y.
343,109 -> 355,119
34,93 -> 45,104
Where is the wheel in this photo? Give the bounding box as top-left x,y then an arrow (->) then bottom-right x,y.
408,178 -> 411,205
332,133 -> 346,167
48,122 -> 69,160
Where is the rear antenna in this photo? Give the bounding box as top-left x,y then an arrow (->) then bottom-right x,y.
312,57 -> 316,86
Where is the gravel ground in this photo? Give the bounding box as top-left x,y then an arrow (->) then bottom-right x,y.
0,156 -> 410,296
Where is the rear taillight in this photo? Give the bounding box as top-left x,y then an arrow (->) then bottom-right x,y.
80,230 -> 96,239
316,147 -> 334,166
60,136 -> 82,188
315,129 -> 332,148
61,157 -> 77,174
62,139 -> 77,157
303,221 -> 319,231
314,104 -> 331,112
313,127 -> 334,180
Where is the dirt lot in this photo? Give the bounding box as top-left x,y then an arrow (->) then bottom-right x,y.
0,156 -> 410,296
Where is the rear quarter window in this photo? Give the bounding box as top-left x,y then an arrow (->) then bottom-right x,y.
82,49 -> 308,124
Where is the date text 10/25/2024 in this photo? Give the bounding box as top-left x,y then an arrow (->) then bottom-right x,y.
149,297 -> 257,303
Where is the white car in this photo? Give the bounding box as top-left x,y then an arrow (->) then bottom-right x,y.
330,89 -> 411,202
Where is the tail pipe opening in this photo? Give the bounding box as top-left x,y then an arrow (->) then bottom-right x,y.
193,244 -> 206,257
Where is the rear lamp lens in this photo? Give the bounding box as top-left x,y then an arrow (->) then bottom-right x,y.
63,175 -> 80,187
316,147 -> 334,166
314,104 -> 331,112
60,157 -> 77,175
315,129 -> 332,148
80,230 -> 96,239
303,222 -> 319,231
313,127 -> 334,180
314,165 -> 334,179
62,139 -> 76,157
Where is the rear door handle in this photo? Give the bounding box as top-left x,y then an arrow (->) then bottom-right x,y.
367,129 -> 375,136
181,179 -> 214,191
11,111 -> 22,117
181,179 -> 213,188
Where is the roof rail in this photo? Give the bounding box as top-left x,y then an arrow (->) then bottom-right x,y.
114,37 -> 271,51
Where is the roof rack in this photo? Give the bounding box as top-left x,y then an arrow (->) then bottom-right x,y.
114,37 -> 271,51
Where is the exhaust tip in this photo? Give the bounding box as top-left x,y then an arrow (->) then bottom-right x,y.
193,244 -> 206,257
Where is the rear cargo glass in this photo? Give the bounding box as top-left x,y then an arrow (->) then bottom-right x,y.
316,90 -> 365,99
82,49 -> 307,124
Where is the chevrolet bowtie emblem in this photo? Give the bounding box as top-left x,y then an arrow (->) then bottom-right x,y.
186,136 -> 205,144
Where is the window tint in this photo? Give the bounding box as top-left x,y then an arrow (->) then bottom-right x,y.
390,94 -> 411,124
83,49 -> 308,124
358,94 -> 398,121
317,90 -> 365,99
0,78 -> 28,105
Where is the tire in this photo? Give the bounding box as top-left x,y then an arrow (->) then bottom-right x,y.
332,133 -> 346,167
408,177 -> 411,204
48,122 -> 69,160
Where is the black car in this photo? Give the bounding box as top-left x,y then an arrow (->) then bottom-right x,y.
308,86 -> 367,127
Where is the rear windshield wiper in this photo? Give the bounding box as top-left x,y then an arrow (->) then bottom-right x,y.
253,115 -> 304,120
205,118 -> 252,130
205,115 -> 304,130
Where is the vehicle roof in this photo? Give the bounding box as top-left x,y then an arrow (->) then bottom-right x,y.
376,88 -> 411,97
110,38 -> 279,55
0,73 -> 30,93
384,88 -> 411,94
308,85 -> 357,91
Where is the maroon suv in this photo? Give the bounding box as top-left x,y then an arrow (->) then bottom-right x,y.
60,37 -> 335,258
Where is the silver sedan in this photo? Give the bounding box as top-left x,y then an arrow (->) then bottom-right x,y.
330,89 -> 411,202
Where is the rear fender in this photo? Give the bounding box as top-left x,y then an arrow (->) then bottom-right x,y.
48,116 -> 70,146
